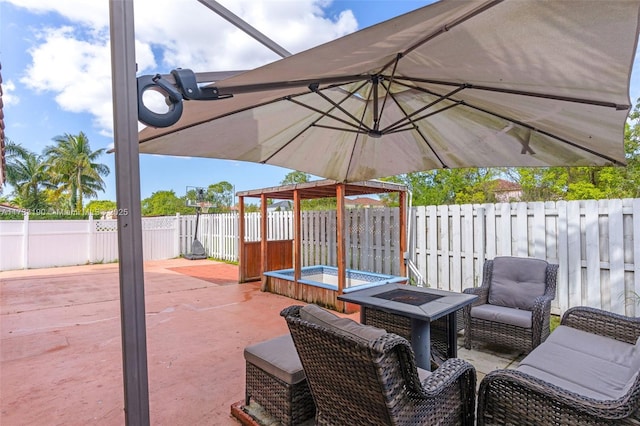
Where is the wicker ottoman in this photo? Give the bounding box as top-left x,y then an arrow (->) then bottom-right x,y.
244,334 -> 315,425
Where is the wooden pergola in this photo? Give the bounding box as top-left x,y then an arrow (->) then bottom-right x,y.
237,179 -> 408,312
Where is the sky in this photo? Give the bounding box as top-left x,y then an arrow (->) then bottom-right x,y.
2,0 -> 640,203
0,0 -> 435,203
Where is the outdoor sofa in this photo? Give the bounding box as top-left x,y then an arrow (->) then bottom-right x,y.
281,304 -> 477,425
477,306 -> 640,425
463,256 -> 558,354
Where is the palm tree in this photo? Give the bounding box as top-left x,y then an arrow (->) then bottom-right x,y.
5,139 -> 51,210
44,132 -> 110,212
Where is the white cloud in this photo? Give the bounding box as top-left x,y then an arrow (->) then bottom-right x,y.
7,0 -> 358,136
2,80 -> 19,106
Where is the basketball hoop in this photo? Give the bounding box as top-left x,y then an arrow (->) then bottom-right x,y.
184,186 -> 212,260
196,201 -> 212,214
186,198 -> 213,213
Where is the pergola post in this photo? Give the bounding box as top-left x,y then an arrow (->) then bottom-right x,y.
238,195 -> 246,283
260,194 -> 268,291
399,190 -> 407,278
293,189 -> 302,284
336,183 -> 346,310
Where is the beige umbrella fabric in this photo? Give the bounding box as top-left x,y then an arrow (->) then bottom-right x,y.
138,0 -> 640,182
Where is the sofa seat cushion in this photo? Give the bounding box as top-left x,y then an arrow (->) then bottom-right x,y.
517,365 -> 623,401
547,325 -> 637,368
244,334 -> 306,385
300,304 -> 386,344
517,337 -> 637,400
471,304 -> 532,328
488,256 -> 548,310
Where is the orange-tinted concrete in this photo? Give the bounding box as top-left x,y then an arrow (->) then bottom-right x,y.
0,259 -> 357,425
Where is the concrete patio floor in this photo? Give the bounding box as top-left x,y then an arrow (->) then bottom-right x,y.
1,259 -> 523,425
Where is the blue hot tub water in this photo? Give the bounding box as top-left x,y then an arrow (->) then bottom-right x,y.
263,265 -> 406,293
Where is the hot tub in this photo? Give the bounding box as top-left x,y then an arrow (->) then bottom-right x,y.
265,265 -> 406,292
263,265 -> 407,311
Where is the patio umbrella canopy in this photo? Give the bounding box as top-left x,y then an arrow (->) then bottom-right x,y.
138,0 -> 640,182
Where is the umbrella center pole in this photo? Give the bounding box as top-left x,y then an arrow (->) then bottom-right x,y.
372,75 -> 380,131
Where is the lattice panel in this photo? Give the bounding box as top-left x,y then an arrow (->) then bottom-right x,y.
95,220 -> 117,232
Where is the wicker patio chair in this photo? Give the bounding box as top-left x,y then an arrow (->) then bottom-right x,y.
463,256 -> 558,354
477,307 -> 640,425
281,304 -> 477,426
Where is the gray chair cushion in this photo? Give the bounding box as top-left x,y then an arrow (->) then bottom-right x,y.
632,337 -> 640,372
244,334 -> 306,385
300,304 -> 386,343
547,325 -> 637,368
471,304 -> 532,328
517,339 -> 636,400
488,256 -> 548,310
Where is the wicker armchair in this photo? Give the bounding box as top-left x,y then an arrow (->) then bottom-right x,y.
477,307 -> 640,425
463,256 -> 558,353
281,304 -> 477,426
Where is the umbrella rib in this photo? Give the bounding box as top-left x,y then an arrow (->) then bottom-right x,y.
396,76 -> 630,110
215,74 -> 366,95
344,77 -> 378,180
312,124 -> 368,134
460,101 -> 626,165
380,83 -> 466,133
260,122 -> 315,164
309,85 -> 374,132
377,54 -> 402,130
287,95 -> 369,132
382,89 -> 449,168
261,82 -> 372,164
386,102 -> 461,134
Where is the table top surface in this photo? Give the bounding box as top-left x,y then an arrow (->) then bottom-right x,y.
337,283 -> 477,321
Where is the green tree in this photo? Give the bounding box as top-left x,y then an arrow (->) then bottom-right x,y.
44,132 -> 109,212
381,168 -> 498,206
206,181 -> 234,212
510,99 -> 640,201
142,190 -> 192,216
4,140 -> 52,210
281,171 -> 311,184
621,99 -> 640,197
85,200 -> 117,216
279,171 -> 336,210
244,203 -> 260,213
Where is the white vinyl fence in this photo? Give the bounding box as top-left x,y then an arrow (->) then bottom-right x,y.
0,215 -> 180,270
2,199 -> 638,316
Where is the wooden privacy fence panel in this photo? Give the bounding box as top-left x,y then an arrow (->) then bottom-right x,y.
181,209 -> 402,275
297,209 -> 401,275
411,199 -> 640,316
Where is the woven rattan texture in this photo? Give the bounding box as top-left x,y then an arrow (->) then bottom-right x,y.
463,259 -> 558,354
282,305 -> 476,425
477,307 -> 640,425
245,361 -> 315,425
